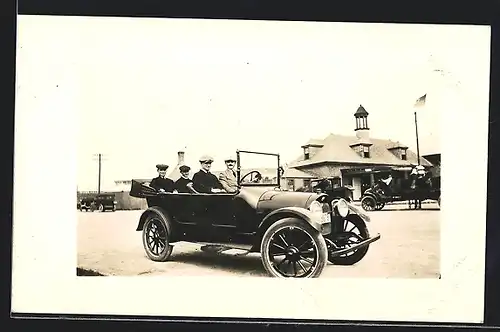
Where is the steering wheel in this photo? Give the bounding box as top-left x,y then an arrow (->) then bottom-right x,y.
240,170 -> 263,183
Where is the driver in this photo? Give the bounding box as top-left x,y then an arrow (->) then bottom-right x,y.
192,155 -> 225,193
149,164 -> 175,193
380,174 -> 393,196
218,156 -> 238,193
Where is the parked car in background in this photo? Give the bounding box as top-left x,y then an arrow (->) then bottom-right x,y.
79,193 -> 117,212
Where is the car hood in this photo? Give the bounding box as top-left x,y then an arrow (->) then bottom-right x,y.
237,187 -> 321,212
255,189 -> 319,213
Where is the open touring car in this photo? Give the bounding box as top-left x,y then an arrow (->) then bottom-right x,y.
129,150 -> 381,278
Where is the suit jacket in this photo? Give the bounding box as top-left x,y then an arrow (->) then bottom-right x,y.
149,176 -> 175,192
219,168 -> 239,193
192,170 -> 223,193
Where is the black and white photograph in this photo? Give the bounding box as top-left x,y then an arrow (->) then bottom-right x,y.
12,14 -> 490,323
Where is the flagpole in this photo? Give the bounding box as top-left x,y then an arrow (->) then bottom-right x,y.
414,110 -> 421,166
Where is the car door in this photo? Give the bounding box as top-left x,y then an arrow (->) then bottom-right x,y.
202,193 -> 241,243
161,193 -> 212,241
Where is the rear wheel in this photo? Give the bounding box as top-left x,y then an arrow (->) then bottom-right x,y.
361,196 -> 376,211
325,214 -> 370,265
375,202 -> 385,210
260,218 -> 328,278
98,204 -> 104,212
142,209 -> 174,262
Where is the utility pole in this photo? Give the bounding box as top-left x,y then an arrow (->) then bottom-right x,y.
414,111 -> 420,165
92,153 -> 108,194
98,153 -> 101,194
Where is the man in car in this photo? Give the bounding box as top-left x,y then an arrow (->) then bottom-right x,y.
192,155 -> 225,193
174,165 -> 194,193
379,174 -> 393,197
149,164 -> 175,193
218,156 -> 239,193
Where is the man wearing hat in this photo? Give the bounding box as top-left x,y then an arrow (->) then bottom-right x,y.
218,155 -> 239,193
192,155 -> 225,193
174,165 -> 194,193
149,164 -> 175,193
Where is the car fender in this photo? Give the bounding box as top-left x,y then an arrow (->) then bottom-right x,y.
258,206 -> 331,236
136,206 -> 171,231
345,201 -> 371,223
362,191 -> 378,199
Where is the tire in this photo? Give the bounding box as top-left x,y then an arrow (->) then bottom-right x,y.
361,196 -> 376,211
438,196 -> 441,207
142,209 -> 174,262
375,202 -> 385,211
325,214 -> 370,265
98,204 -> 104,212
260,217 -> 328,278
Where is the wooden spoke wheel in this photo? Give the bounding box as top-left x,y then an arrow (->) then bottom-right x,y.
260,218 -> 328,278
325,215 -> 370,265
142,210 -> 173,262
361,196 -> 376,211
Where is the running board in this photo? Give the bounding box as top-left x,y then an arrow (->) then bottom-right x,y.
196,242 -> 254,251
328,233 -> 381,258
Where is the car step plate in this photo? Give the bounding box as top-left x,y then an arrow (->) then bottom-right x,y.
220,248 -> 251,256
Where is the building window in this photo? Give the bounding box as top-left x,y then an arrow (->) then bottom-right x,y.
363,146 -> 370,158
401,149 -> 407,160
304,147 -> 310,160
287,179 -> 295,191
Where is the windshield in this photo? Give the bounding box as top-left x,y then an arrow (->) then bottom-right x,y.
238,151 -> 280,186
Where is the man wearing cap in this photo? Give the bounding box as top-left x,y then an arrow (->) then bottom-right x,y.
218,156 -> 239,193
174,165 -> 194,193
192,155 -> 225,193
149,164 -> 175,193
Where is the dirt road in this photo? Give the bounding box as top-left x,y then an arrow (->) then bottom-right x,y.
77,204 -> 440,278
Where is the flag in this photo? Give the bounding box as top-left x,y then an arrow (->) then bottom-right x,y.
414,94 -> 426,108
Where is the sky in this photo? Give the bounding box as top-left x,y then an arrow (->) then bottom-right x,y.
16,16 -> 491,191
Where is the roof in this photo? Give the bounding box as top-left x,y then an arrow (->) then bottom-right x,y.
282,168 -> 316,179
354,104 -> 369,116
301,138 -> 325,148
289,133 -> 433,168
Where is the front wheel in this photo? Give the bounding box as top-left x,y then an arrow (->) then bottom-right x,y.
375,202 -> 385,210
142,209 -> 174,262
325,214 -> 370,265
260,218 -> 328,278
361,196 -> 376,211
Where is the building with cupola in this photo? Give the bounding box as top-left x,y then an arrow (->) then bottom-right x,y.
282,105 -> 433,200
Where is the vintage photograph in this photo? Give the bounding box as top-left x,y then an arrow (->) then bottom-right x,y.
12,15 -> 490,322
75,18 -> 443,279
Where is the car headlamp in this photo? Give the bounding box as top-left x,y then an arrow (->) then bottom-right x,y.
334,198 -> 349,217
309,201 -> 323,214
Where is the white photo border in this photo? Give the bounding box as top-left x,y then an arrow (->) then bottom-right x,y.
11,16 -> 489,323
